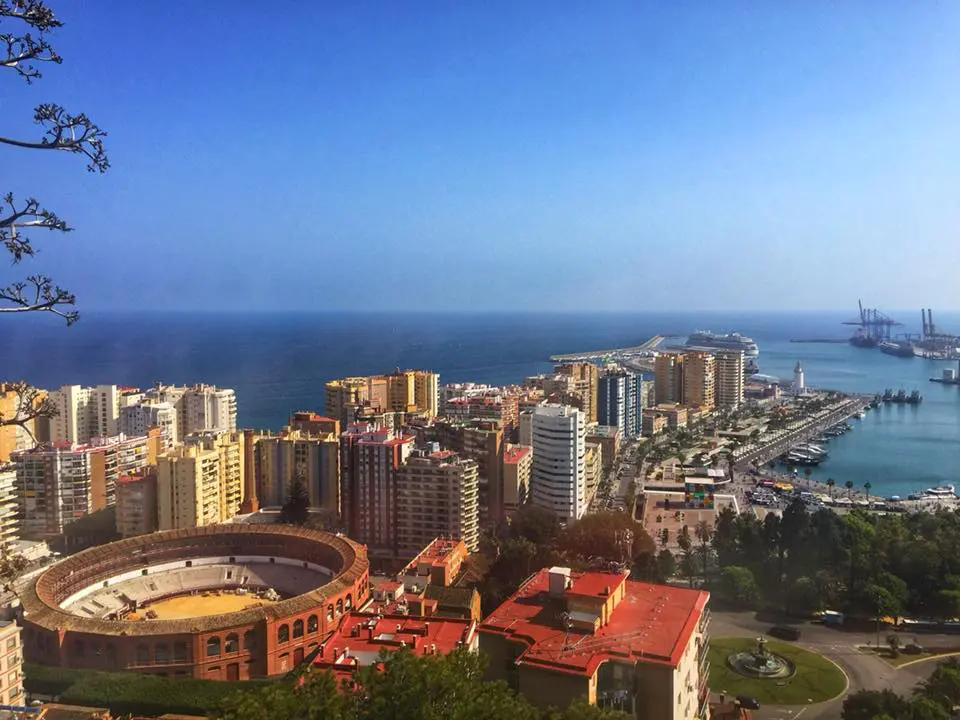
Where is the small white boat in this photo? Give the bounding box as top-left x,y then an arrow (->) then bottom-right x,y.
924,485 -> 956,498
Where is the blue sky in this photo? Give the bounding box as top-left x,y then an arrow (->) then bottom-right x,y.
2,2 -> 959,312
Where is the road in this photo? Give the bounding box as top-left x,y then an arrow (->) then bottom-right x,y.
712,610 -> 954,719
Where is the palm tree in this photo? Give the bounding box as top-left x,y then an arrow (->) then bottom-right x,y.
695,521 -> 712,584
864,481 -> 872,504
845,480 -> 854,497
826,478 -> 835,498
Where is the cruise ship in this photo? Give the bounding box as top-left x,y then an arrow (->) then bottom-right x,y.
686,330 -> 760,357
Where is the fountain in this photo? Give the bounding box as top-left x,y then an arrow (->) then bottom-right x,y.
727,636 -> 796,680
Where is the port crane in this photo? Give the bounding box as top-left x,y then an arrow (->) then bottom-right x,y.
843,300 -> 901,346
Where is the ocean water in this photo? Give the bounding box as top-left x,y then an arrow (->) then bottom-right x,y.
1,310 -> 958,496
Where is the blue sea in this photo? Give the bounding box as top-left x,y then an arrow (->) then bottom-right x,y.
2,310 -> 959,497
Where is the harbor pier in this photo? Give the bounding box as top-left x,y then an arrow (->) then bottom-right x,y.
734,396 -> 870,470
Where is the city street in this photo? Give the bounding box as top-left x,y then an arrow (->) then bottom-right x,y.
712,610 -> 957,719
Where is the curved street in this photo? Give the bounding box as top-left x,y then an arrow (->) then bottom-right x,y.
712,610 -> 956,719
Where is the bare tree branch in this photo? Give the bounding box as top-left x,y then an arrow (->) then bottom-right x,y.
0,274 -> 77,323
1,192 -> 70,265
0,104 -> 108,172
0,32 -> 61,81
0,379 -> 56,438
0,1 -> 63,31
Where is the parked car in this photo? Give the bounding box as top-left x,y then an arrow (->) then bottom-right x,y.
769,625 -> 801,641
736,695 -> 761,710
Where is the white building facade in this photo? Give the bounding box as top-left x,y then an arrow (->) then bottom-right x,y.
120,401 -> 178,445
49,384 -> 120,443
530,404 -> 586,521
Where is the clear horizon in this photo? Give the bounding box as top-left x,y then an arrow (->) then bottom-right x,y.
4,2 -> 959,313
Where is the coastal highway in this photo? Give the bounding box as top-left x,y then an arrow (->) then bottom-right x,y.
550,335 -> 669,362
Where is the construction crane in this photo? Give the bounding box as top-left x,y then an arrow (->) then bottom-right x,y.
843,300 -> 901,347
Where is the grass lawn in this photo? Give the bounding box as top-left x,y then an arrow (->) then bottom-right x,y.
709,637 -> 847,706
857,646 -> 960,668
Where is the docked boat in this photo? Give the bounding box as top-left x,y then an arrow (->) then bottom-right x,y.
686,330 -> 760,357
879,339 -> 915,358
924,485 -> 956,498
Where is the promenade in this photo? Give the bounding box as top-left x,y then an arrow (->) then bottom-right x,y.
733,396 -> 870,470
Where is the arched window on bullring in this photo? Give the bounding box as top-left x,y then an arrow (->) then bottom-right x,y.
307,615 -> 318,633
155,644 -> 170,664
206,637 -> 221,657
326,605 -> 334,621
336,599 -> 343,615
278,624 -> 290,643
225,634 -> 239,653
136,644 -> 149,664
293,620 -> 304,638
243,631 -> 255,651
174,642 -> 188,662
345,594 -> 352,610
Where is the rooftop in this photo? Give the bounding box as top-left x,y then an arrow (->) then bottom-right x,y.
313,612 -> 476,669
402,538 -> 465,572
503,445 -> 531,464
479,568 -> 708,676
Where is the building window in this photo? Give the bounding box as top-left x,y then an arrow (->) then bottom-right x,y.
136,644 -> 149,664
225,634 -> 239,653
6,638 -> 17,651
73,639 -> 85,658
307,615 -> 318,633
155,644 -> 170,664
206,637 -> 221,657
186,560 -> 193,568
292,620 -> 304,639
173,642 -> 188,662
326,605 -> 334,621
345,594 -> 352,610
278,624 -> 289,643
336,599 -> 343,615
243,630 -> 256,651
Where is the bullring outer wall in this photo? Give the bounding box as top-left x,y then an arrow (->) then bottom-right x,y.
19,524 -> 370,680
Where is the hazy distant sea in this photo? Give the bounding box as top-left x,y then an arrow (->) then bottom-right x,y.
2,310 -> 959,497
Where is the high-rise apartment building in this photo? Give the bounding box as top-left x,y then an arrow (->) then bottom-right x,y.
325,370 -> 439,427
501,445 -> 531,516
440,387 -> 520,432
395,450 -> 479,556
157,444 -> 222,530
144,383 -> 237,437
339,423 -> 415,554
0,383 -> 45,463
184,430 -> 245,522
597,372 -> 627,431
554,364 -> 599,424
253,427 -> 339,513
583,443 -> 602,504
682,351 -> 716,411
0,621 -> 24,708
654,353 -> 684,406
287,411 -> 340,436
714,349 -> 745,408
49,384 -> 120,443
0,465 -> 19,551
530,404 -> 586,521
427,419 -> 503,526
13,430 -> 162,538
120,401 -> 177,445
115,468 -> 158,537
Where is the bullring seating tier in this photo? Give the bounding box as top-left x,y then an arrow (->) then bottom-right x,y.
63,562 -> 331,619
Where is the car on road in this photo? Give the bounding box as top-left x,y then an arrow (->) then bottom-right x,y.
736,695 -> 761,710
769,625 -> 801,641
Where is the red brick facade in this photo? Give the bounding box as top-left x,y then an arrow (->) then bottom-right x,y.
20,525 -> 369,680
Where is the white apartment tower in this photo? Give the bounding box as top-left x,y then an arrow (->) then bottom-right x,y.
530,404 -> 586,521
120,401 -> 178,445
145,384 -> 237,437
49,384 -> 120,443
0,466 -> 19,552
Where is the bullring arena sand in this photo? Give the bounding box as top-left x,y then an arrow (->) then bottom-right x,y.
130,591 -> 278,620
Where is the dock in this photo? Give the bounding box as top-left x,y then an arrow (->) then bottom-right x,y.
733,396 -> 870,470
789,339 -> 849,344
550,335 -> 669,362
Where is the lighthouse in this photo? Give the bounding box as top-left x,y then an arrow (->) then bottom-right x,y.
794,360 -> 805,394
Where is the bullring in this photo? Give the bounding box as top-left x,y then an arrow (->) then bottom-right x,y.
19,524 -> 369,680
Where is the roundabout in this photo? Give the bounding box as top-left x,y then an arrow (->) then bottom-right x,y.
709,637 -> 847,706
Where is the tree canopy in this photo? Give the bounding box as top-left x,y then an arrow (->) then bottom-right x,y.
712,501 -> 960,619
280,470 -> 311,526
1,0 -> 108,324
217,647 -> 628,720
842,658 -> 960,720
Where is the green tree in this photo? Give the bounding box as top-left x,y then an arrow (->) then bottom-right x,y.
719,566 -> 759,607
918,659 -> 960,712
845,480 -> 854,496
908,696 -> 952,720
656,549 -> 676,581
694,520 -> 712,584
511,504 -> 562,546
1,0 -> 109,323
864,481 -> 872,503
560,512 -> 655,568
886,634 -> 900,658
543,700 -> 631,720
841,690 -> 910,720
280,470 -> 310,526
218,669 -> 354,720
826,478 -> 835,497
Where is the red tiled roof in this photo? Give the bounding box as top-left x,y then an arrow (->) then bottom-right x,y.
565,572 -> 626,600
313,613 -> 475,669
503,446 -> 531,464
479,569 -> 708,676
